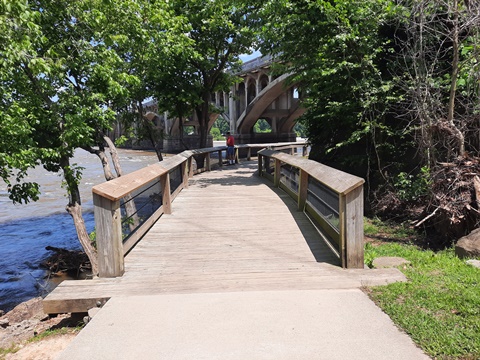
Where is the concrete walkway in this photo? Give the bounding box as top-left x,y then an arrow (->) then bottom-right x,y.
57,289 -> 429,360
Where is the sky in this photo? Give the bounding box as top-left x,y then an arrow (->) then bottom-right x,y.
239,50 -> 262,63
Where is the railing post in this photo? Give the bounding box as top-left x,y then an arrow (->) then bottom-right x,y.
247,147 -> 251,161
218,150 -> 223,167
258,154 -> 263,176
298,169 -> 308,211
303,145 -> 308,157
206,153 -> 211,171
182,160 -> 189,189
188,157 -> 194,178
339,195 -> 346,268
344,186 -> 364,268
161,172 -> 172,214
93,193 -> 124,278
274,158 -> 281,187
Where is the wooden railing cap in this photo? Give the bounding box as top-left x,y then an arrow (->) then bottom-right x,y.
93,162 -> 169,201
258,149 -> 364,195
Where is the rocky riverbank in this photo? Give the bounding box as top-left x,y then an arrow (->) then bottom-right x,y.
0,297 -> 81,359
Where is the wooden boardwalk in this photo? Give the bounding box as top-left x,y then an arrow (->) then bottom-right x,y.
43,162 -> 405,313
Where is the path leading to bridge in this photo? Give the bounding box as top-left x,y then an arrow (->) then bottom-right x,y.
55,162 -> 428,359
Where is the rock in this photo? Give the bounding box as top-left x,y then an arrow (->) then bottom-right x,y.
466,259 -> 480,269
0,318 -> 9,328
455,228 -> 480,259
88,307 -> 101,319
372,257 -> 411,269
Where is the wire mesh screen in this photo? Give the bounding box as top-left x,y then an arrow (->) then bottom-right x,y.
169,166 -> 183,194
121,179 -> 163,244
307,177 -> 340,231
280,163 -> 299,194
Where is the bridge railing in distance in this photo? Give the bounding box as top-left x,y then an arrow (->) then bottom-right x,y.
92,142 -> 306,278
257,149 -> 365,269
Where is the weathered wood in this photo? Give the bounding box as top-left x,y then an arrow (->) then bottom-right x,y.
161,173 -> 172,215
274,159 -> 281,187
298,169 -> 308,211
345,186 -> 364,268
92,164 -> 168,202
206,153 -> 211,171
218,150 -> 223,167
339,195 -> 346,268
94,194 -> 124,278
258,149 -> 364,195
258,155 -> 263,176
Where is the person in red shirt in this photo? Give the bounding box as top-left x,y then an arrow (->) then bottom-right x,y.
226,131 -> 235,165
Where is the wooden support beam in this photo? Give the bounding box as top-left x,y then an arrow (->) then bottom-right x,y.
345,186 -> 364,268
206,153 -> 211,171
161,173 -> 172,215
94,194 -> 124,278
274,159 -> 281,187
298,169 -> 308,211
218,150 -> 223,167
258,155 -> 263,176
182,161 -> 189,188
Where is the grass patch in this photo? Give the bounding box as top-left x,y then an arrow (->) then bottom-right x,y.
0,346 -> 19,360
365,242 -> 480,359
364,217 -> 419,242
28,326 -> 82,343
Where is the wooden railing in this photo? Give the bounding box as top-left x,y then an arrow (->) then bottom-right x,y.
92,142 -> 305,278
257,149 -> 365,268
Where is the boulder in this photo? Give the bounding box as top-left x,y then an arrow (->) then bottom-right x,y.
455,228 -> 480,259
372,257 -> 410,269
466,259 -> 480,269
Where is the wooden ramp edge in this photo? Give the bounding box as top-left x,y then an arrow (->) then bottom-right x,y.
42,268 -> 406,314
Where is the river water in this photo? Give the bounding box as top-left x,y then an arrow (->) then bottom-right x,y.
0,149 -> 159,312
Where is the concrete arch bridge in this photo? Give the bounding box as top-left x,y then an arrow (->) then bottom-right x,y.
142,55 -> 305,152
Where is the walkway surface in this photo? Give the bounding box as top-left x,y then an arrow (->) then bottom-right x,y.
54,162 -> 429,359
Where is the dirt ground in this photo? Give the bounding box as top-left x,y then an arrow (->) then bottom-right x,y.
4,333 -> 77,360
0,298 -> 81,360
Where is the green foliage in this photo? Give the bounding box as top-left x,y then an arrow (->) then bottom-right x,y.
210,127 -> 224,140
253,119 -> 271,133
257,0 -> 401,174
394,166 -> 431,202
366,243 -> 480,359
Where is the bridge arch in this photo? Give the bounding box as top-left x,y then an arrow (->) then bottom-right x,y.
236,73 -> 301,135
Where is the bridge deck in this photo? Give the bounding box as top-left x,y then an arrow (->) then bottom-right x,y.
43,162 -> 405,314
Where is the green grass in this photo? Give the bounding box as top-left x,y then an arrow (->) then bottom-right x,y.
28,326 -> 81,343
365,242 -> 480,359
0,345 -> 19,359
364,217 -> 418,240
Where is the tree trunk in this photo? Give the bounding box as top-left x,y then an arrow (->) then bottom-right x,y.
447,0 -> 466,157
103,136 -> 140,230
60,155 -> 99,276
66,202 -> 99,276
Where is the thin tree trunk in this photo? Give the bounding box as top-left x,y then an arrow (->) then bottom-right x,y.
103,136 -> 140,229
447,0 -> 466,157
66,202 -> 98,276
60,155 -> 99,276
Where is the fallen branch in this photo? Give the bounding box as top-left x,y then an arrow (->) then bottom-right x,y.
414,207 -> 440,228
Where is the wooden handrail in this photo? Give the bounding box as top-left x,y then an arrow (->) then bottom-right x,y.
257,149 -> 364,268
